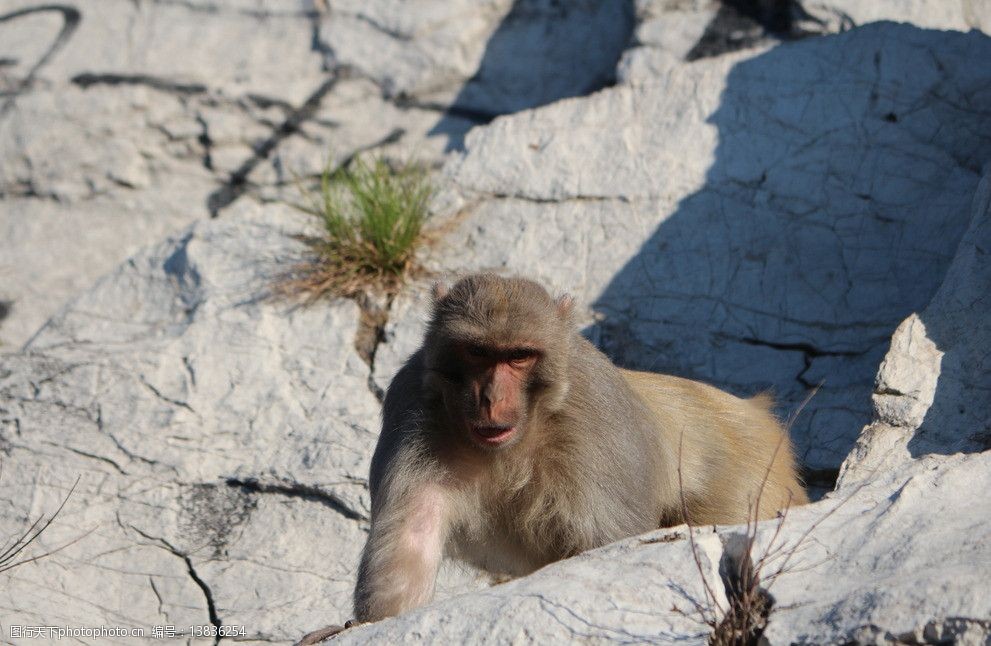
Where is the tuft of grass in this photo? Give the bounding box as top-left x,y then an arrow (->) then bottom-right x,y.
283,155 -> 432,301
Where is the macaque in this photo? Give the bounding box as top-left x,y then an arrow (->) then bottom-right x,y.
352,274 -> 807,623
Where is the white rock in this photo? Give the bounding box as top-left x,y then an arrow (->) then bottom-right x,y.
0,0 -> 324,102
0,203 -> 380,641
318,0 -> 509,102
761,452 -> 991,644
620,0 -> 990,84
0,0 -> 645,348
840,166 -> 991,484
806,0 -> 991,32
370,284 -> 435,395
0,6 -> 433,346
319,0 -> 634,116
0,175 -> 215,349
337,526 -> 726,645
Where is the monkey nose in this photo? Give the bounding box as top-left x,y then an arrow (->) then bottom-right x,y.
487,400 -> 515,424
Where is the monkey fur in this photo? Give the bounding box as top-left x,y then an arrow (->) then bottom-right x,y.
351,274 -> 807,623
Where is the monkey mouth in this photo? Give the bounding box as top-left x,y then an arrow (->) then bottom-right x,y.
471,424 -> 517,446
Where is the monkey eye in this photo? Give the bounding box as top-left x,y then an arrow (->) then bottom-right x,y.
506,348 -> 539,366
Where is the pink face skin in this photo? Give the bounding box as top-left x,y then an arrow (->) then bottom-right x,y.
456,343 -> 540,450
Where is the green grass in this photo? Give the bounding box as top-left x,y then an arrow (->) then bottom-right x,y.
287,155 -> 432,300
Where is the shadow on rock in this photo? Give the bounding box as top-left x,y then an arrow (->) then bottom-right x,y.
428,0 -> 635,151
908,169 -> 991,460
687,0 -> 851,61
592,23 -> 991,484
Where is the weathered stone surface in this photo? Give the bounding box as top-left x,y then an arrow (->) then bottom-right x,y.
839,166 -> 991,485
0,0 -> 324,101
621,0 -> 991,81
0,0 -> 640,348
319,0 -> 635,118
761,452 -> 991,645
0,203 -> 375,641
255,77 -> 478,198
806,0 -> 991,32
370,285 -> 435,395
337,524 -> 726,645
0,184 -> 208,348
23,203 -> 379,501
0,0 -> 327,348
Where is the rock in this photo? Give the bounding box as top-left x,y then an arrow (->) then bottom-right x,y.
370,286 -> 435,395
0,203 -> 373,641
0,77 -> 220,349
318,0 -> 635,117
0,168 -> 215,348
316,0 -> 510,104
805,0 -> 991,32
0,0 -> 640,347
760,452 -> 991,645
621,0 -> 990,81
0,0 -> 328,347
336,525 -> 726,644
0,0 -> 324,102
0,200 -> 489,641
256,77 -> 479,199
839,166 -> 991,484
23,202 -> 378,498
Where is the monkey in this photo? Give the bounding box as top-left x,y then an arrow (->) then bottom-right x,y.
340,274 -> 808,629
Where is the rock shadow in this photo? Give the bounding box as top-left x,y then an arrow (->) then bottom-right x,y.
687,0 -> 849,61
907,171 -> 991,460
428,0 -> 635,151
591,23 -> 991,483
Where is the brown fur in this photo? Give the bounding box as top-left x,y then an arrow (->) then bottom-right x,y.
351,274 -> 807,623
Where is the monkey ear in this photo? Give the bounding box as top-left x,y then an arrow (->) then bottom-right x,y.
431,281 -> 450,302
555,294 -> 574,318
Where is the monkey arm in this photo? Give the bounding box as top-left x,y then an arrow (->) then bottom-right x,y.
353,351 -> 454,622
353,479 -> 450,622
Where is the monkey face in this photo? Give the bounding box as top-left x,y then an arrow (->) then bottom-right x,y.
451,342 -> 541,451
423,274 -> 575,452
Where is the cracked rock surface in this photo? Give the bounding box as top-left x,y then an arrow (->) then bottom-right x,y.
839,162 -> 991,484
0,204 -> 379,640
1,1 -> 990,644
623,0 -> 991,76
0,0 -> 636,348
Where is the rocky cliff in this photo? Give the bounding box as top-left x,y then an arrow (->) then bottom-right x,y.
0,1 -> 988,643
